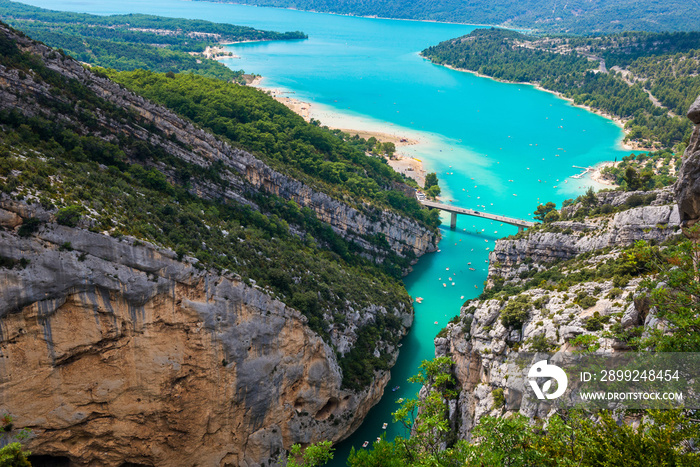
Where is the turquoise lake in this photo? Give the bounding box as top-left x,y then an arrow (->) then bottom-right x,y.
20,0 -> 634,462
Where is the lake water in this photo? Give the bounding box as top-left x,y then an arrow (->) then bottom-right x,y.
20,0 -> 633,463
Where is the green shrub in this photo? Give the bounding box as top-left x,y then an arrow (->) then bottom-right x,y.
576,292 -> 598,309
533,295 -> 550,309
17,217 -> 41,237
613,274 -> 631,288
606,287 -> 624,299
0,443 -> 31,467
56,205 -> 82,227
570,334 -> 600,352
492,388 -> 505,408
527,333 -> 554,352
500,294 -> 531,328
584,311 -> 610,331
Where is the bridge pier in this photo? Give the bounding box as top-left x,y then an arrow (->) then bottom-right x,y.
450,212 -> 457,230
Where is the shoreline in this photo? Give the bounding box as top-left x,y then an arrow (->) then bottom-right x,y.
256,82 -> 428,186
433,60 -> 654,153
589,161 -> 620,188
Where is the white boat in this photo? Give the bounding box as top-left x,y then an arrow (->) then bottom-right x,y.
382,423 -> 388,429
363,441 -> 369,448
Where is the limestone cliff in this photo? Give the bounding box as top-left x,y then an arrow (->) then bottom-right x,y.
0,23 -> 437,263
0,22 -> 436,466
434,189 -> 683,439
676,94 -> 700,230
0,201 -> 388,466
489,188 -> 679,283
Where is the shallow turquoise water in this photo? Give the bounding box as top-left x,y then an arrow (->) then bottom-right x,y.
21,0 -> 633,462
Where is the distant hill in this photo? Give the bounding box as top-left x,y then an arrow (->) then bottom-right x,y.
0,0 -> 306,81
422,28 -> 700,149
197,0 -> 700,33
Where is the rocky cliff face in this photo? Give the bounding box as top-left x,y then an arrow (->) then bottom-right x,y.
0,23 -> 433,466
0,24 -> 437,263
488,188 -> 679,284
676,95 -> 700,231
0,201 -> 387,466
434,191 -> 683,439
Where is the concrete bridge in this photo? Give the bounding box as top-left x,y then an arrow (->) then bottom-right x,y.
419,199 -> 535,233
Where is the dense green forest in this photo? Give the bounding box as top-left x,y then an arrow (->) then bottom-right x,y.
196,0 -> 700,33
0,0 -> 306,80
598,150 -> 680,190
422,28 -> 700,149
107,69 -> 439,230
0,22 -> 430,390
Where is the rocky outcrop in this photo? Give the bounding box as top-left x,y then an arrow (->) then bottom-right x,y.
0,203 -> 387,466
0,23 -> 437,263
676,95 -> 700,230
436,273 -> 655,438
489,195 -> 680,283
432,185 -> 683,440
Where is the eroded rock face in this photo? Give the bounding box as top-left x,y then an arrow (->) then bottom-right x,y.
0,209 -> 386,466
489,199 -> 680,283
435,191 -> 678,439
676,97 -> 700,230
0,23 -> 438,265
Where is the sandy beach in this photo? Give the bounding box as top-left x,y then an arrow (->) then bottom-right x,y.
259,85 -> 428,186
198,45 -> 239,60
590,161 -> 620,187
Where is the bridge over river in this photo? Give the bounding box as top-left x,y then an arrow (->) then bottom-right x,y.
419,199 -> 535,233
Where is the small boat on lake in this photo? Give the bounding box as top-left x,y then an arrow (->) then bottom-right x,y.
362,441 -> 369,448
392,385 -> 400,392
382,423 -> 388,429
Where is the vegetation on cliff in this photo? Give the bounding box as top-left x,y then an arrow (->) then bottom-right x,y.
0,0 -> 306,81
422,28 -> 700,149
341,357 -> 700,466
107,69 -> 439,230
598,150 -> 680,190
0,22 -> 427,390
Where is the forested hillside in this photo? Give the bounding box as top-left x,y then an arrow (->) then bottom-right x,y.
0,0 -> 306,80
196,0 -> 700,33
422,28 -> 700,149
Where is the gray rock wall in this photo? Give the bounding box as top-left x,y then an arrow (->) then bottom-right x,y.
676,95 -> 700,230
0,204 -> 387,466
